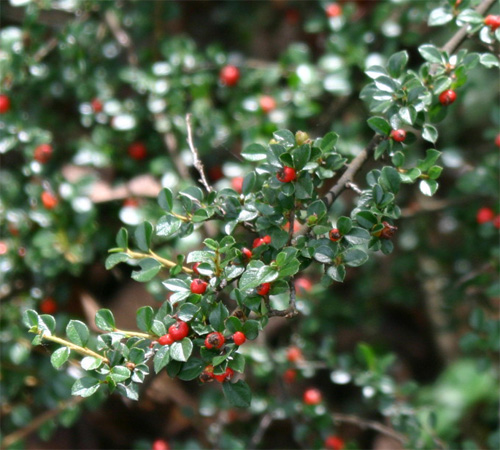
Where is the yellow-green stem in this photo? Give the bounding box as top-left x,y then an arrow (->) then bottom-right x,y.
114,328 -> 155,339
39,332 -> 109,364
126,249 -> 193,274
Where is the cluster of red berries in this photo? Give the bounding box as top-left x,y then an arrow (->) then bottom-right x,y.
253,234 -> 271,248
158,320 -> 190,345
476,207 -> 500,228
200,365 -> 235,383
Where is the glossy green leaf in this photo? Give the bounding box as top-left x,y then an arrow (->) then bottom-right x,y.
50,347 -> 70,369
222,380 -> 252,408
95,309 -> 116,332
135,221 -> 153,252
66,320 -> 89,347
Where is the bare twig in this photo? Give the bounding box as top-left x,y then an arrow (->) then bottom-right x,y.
332,413 -> 407,445
186,114 -> 213,193
1,397 -> 84,449
158,123 -> 192,181
345,181 -> 363,195
322,134 -> 386,209
249,412 -> 274,449
104,9 -> 138,67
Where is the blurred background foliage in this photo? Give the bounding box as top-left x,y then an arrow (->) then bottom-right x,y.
0,0 -> 498,449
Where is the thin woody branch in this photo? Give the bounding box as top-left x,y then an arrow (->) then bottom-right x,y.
186,114 -> 213,193
104,9 -> 138,67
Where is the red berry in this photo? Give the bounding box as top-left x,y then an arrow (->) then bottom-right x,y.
324,435 -> 345,450
128,142 -> 147,160
0,241 -> 7,255
476,207 -> 495,224
231,176 -> 244,193
168,321 -> 189,341
287,346 -> 303,363
283,368 -> 297,383
34,144 -> 53,164
219,65 -> 240,86
326,3 -> 342,18
241,247 -> 253,259
152,439 -> 170,450
439,89 -> 457,106
262,235 -> 271,244
484,15 -> 500,31
233,331 -> 246,346
493,215 -> 500,229
190,278 -> 208,294
259,95 -> 276,114
295,277 -> 312,294
199,365 -> 215,383
158,334 -> 174,346
390,129 -> 406,142
40,297 -> 57,314
379,221 -> 397,239
277,166 -> 296,183
283,221 -> 301,233
303,388 -> 322,405
205,331 -> 225,349
256,283 -> 271,296
214,367 -> 234,383
91,98 -> 103,113
253,238 -> 264,248
496,134 -> 500,148
0,94 -> 11,114
123,198 -> 139,207
329,228 -> 341,242
193,262 -> 201,274
41,191 -> 58,210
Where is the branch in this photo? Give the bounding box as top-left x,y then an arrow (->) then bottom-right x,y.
249,412 -> 274,449
104,9 -> 138,67
186,114 -> 213,193
1,397 -> 84,449
36,332 -> 109,364
322,134 -> 386,209
126,249 -> 194,274
441,0 -> 497,55
332,413 -> 407,445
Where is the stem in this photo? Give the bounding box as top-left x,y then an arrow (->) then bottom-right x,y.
186,113 -> 213,193
126,249 -> 194,274
114,329 -> 155,339
38,332 -> 109,364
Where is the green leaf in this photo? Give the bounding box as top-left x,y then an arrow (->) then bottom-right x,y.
222,380 -> 252,408
392,151 -> 405,167
457,9 -> 484,24
116,383 -> 139,401
158,188 -> 173,211
422,124 -> 438,143
417,149 -> 441,172
105,252 -> 129,270
95,309 -> 116,332
51,347 -> 70,369
23,309 -> 39,329
479,53 -> 499,68
418,44 -> 443,64
66,320 -> 89,347
319,132 -> 338,152
292,144 -> 311,170
419,179 -> 439,196
209,302 -> 229,332
242,143 -> 268,162
336,217 -> 352,235
162,278 -> 190,292
387,51 -> 408,78
151,320 -> 166,337
110,366 -> 131,383
242,172 -> 256,194
357,343 -> 376,371
177,358 -> 205,381
116,228 -> 128,249
156,215 -> 182,238
398,106 -> 416,125
379,166 -> 401,194
229,353 -> 246,373
81,356 -> 102,370
327,265 -> 346,282
273,129 -> 295,147
355,211 -> 378,229
136,306 -> 154,332
428,7 -> 453,26
71,378 -> 100,397
374,76 -> 398,93
242,320 -> 260,340
170,338 -> 193,362
428,165 -> 443,180
344,227 -> 371,245
154,346 -> 171,373
342,248 -> 369,267
178,303 -> 200,322
135,221 -> 153,252
38,315 -> 56,336
225,317 -> 243,333
295,173 -> 314,199
131,258 -> 162,282
367,117 -> 391,136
